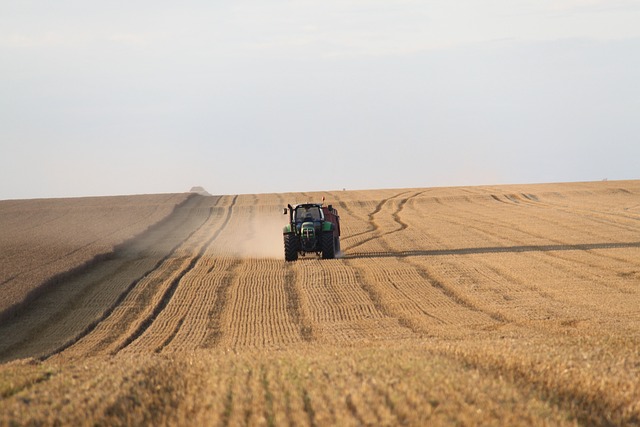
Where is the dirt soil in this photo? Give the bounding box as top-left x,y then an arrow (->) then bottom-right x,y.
1,180 -> 639,426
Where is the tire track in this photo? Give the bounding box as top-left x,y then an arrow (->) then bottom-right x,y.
219,259 -> 303,348
345,191 -> 414,252
438,196 -> 639,293
491,189 -> 640,234
372,191 -> 638,331
343,190 -> 507,331
0,196 -> 215,362
51,197 -> 223,358
0,195 -> 189,303
114,195 -> 238,353
327,192 -> 375,241
283,264 -> 313,342
155,316 -> 185,353
347,199 -> 600,332
293,259 -> 416,344
345,259 -> 431,336
348,256 -> 505,336
403,258 -> 510,324
201,259 -> 243,348
430,193 -> 628,266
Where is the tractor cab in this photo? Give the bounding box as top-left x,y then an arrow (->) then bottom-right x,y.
294,205 -> 323,224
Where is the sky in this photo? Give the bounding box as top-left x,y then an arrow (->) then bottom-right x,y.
1,0 -> 639,199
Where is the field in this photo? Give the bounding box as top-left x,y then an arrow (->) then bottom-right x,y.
1,180 -> 639,426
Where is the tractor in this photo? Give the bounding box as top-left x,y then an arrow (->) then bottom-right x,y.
283,201 -> 341,261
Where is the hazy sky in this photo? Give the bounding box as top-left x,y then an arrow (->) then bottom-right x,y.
2,1 -> 639,199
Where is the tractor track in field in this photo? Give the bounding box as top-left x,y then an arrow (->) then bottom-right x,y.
495,189 -> 640,230
155,316 -> 186,353
0,196 -> 187,309
439,197 -> 640,294
485,191 -> 640,249
283,265 -> 314,342
338,193 -> 405,243
68,195 -> 239,356
343,190 -> 507,331
220,259 -> 306,348
0,194 -> 196,323
344,259 -> 431,336
0,195 -> 220,363
202,259 -> 244,348
58,197 -> 227,359
362,191 -> 639,333
344,191 -> 416,252
401,258 -> 509,324
328,192 -> 375,241
114,195 -> 238,354
420,194 -> 629,280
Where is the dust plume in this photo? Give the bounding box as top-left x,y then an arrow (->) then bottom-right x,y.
230,208 -> 289,259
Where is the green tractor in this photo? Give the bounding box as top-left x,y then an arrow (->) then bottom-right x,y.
283,202 -> 341,261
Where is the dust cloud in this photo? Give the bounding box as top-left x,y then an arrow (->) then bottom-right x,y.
211,205 -> 342,260
227,209 -> 289,259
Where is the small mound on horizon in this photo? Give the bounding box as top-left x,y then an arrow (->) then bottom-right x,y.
189,186 -> 211,196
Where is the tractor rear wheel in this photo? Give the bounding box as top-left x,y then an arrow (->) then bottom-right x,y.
284,233 -> 298,261
321,231 -> 336,259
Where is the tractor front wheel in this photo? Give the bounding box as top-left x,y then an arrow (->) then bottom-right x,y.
284,233 -> 298,261
321,232 -> 336,259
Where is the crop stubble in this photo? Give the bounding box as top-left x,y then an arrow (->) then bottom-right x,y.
1,180 -> 639,425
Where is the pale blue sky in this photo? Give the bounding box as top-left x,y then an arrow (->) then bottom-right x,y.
1,1 -> 639,199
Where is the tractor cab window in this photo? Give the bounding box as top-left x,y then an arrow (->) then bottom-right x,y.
295,206 -> 322,223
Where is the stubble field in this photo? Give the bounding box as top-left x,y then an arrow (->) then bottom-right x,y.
1,180 -> 639,426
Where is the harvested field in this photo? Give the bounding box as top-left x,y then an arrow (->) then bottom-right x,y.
1,180 -> 639,425
0,193 -> 192,321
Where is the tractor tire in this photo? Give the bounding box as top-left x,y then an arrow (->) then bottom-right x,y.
321,231 -> 336,259
284,233 -> 298,262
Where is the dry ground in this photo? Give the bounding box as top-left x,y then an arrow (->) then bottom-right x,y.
1,180 -> 639,426
0,193 -> 190,321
